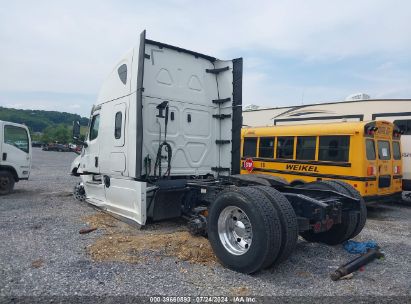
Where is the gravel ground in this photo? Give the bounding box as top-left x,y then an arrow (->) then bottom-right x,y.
0,148 -> 410,300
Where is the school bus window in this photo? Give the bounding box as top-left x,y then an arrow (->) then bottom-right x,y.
377,140 -> 391,160
277,136 -> 294,159
393,119 -> 411,135
366,139 -> 376,160
296,136 -> 316,160
259,137 -> 274,158
243,137 -> 257,157
318,136 -> 349,162
392,141 -> 401,160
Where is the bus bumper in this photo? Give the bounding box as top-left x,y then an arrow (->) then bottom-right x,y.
364,191 -> 403,204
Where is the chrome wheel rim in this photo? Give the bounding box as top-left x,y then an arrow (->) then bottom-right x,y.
217,206 -> 253,255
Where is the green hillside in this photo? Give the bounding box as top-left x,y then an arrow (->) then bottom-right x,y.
0,106 -> 89,133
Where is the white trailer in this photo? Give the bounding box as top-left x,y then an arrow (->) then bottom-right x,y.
0,120 -> 32,194
243,99 -> 411,192
71,31 -> 367,274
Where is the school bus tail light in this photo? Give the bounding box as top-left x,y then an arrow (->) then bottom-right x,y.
393,129 -> 404,139
367,166 -> 376,176
394,165 -> 401,174
365,126 -> 378,136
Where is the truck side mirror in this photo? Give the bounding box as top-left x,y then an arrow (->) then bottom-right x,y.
73,121 -> 81,139
72,121 -> 88,148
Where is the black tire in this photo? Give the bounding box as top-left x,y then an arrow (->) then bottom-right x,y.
208,186 -> 282,274
299,181 -> 357,245
0,171 -> 15,195
327,180 -> 367,239
290,180 -> 305,187
255,174 -> 289,186
252,186 -> 298,266
73,182 -> 86,201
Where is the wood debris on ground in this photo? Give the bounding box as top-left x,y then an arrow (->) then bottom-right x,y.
83,212 -> 217,265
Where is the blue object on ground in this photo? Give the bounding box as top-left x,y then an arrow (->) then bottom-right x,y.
343,240 -> 378,254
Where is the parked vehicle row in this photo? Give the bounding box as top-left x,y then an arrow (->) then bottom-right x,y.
41,143 -> 82,153
42,143 -> 71,152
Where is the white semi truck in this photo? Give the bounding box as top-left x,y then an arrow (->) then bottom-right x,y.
71,31 -> 366,273
0,120 -> 31,194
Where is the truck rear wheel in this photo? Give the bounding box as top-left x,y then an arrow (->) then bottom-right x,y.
0,171 -> 15,195
252,186 -> 298,267
299,181 -> 358,245
208,187 -> 282,274
326,180 -> 367,239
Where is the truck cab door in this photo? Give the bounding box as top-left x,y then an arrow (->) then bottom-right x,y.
82,112 -> 101,174
1,124 -> 31,179
80,111 -> 106,203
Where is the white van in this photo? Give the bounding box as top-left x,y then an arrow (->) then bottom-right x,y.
0,120 -> 32,194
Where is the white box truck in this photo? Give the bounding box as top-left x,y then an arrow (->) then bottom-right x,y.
0,120 -> 31,194
71,31 -> 366,273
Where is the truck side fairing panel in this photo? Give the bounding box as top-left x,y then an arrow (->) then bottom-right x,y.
231,58 -> 243,175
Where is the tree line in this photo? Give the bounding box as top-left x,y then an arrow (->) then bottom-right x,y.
0,106 -> 89,144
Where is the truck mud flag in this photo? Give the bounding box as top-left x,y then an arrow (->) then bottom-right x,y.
244,158 -> 254,172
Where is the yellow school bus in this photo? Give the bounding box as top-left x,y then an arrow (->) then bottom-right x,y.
241,120 -> 403,203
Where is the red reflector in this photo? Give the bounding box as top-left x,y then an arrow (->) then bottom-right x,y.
354,184 -> 357,188
313,222 -> 321,232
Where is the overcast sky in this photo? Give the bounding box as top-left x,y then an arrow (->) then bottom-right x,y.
1,0 -> 410,117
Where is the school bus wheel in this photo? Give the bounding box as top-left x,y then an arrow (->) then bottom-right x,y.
299,181 -> 360,245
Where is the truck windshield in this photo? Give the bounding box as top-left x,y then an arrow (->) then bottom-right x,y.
4,125 -> 29,153
89,114 -> 100,141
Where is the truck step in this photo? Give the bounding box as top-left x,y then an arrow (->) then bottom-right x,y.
215,140 -> 231,145
213,114 -> 232,119
211,167 -> 230,172
206,66 -> 229,74
212,97 -> 231,104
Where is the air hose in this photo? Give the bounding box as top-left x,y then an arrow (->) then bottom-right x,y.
154,101 -> 172,178
154,141 -> 172,177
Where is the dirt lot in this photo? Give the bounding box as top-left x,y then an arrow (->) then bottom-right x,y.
0,148 -> 410,299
